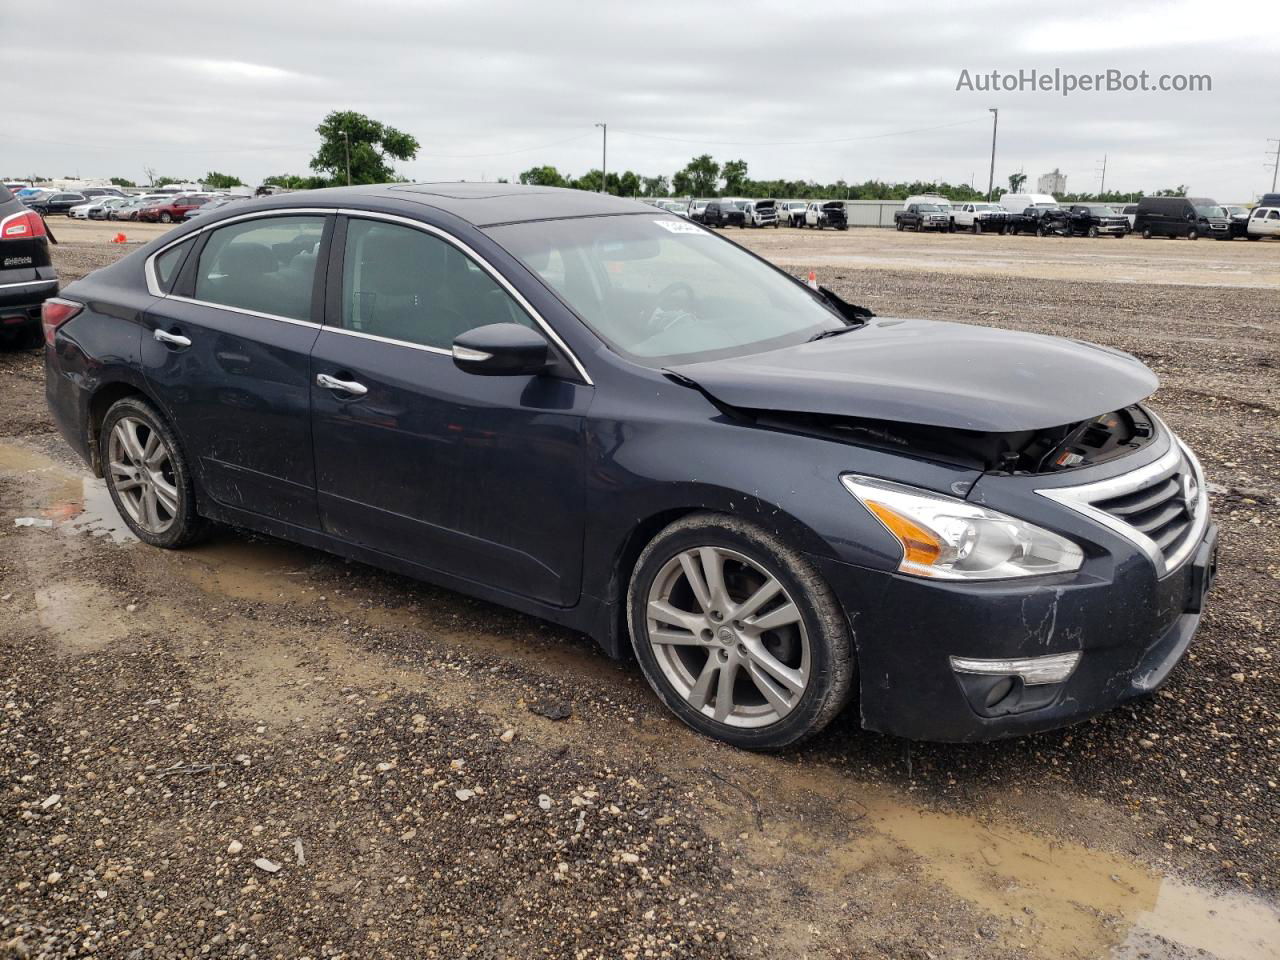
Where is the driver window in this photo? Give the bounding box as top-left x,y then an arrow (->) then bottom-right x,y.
341,219 -> 533,349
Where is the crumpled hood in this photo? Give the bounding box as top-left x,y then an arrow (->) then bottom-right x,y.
667,318 -> 1159,432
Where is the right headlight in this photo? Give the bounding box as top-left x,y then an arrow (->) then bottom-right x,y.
842,475 -> 1084,581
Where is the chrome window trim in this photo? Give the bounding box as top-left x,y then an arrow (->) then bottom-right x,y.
1036,421 -> 1208,578
141,206 -> 593,385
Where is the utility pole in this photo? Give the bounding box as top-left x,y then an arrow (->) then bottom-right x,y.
1268,139 -> 1280,193
595,123 -> 607,193
1096,154 -> 1107,195
986,108 -> 999,202
342,131 -> 351,186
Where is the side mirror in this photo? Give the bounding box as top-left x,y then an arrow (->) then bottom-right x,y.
452,323 -> 550,377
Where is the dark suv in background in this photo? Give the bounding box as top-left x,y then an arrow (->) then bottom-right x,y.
703,199 -> 746,228
27,192 -> 89,217
1135,197 -> 1232,240
0,185 -> 58,347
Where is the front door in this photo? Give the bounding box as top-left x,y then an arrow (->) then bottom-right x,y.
309,215 -> 590,606
140,213 -> 330,528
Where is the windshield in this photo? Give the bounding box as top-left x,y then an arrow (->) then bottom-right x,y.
488,215 -> 844,364
1084,205 -> 1113,214
1194,205 -> 1225,218
917,204 -> 940,211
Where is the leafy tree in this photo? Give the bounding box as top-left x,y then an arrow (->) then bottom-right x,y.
202,171 -> 243,189
519,165 -> 568,187
641,175 -> 669,197
617,170 -> 641,197
154,176 -> 184,187
1007,172 -> 1027,192
310,110 -> 419,186
1153,185 -> 1189,197
262,173 -> 328,190
673,155 -> 720,197
721,159 -> 748,196
109,177 -> 136,188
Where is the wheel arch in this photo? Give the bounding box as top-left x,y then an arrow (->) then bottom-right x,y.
85,379 -> 160,476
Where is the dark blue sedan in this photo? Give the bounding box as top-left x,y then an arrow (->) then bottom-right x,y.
42,184 -> 1216,748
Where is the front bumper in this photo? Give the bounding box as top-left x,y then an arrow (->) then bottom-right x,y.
811,518 -> 1217,743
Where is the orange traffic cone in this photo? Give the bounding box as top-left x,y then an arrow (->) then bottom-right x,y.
111,233 -> 126,244
807,270 -> 818,290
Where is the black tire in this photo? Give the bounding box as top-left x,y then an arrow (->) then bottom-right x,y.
99,396 -> 206,549
1247,234 -> 1260,241
972,222 -> 980,234
895,220 -> 904,231
159,212 -> 172,224
1142,227 -> 1153,239
1036,225 -> 1046,237
627,513 -> 855,750
0,322 -> 42,352
1187,229 -> 1198,241
1087,226 -> 1099,238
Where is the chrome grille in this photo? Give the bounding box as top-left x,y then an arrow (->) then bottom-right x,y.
1036,435 -> 1208,577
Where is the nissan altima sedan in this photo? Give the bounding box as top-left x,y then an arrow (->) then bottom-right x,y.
42,183 -> 1217,749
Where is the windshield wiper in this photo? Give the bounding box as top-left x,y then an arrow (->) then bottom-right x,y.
807,325 -> 862,342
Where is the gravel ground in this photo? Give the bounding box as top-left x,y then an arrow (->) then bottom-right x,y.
0,232 -> 1277,959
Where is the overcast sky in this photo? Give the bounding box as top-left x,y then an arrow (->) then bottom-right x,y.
10,0 -> 1278,200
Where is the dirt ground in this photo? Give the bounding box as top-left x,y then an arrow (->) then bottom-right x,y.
1,221 -> 1277,959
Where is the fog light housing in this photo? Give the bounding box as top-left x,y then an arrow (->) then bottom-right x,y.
950,651 -> 1080,685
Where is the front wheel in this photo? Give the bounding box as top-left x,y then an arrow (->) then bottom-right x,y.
1087,226 -> 1099,238
1187,229 -> 1198,240
628,513 -> 854,750
159,212 -> 172,224
100,397 -> 206,549
895,221 -> 904,231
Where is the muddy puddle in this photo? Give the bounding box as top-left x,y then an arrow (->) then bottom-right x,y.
3,436 -> 1279,959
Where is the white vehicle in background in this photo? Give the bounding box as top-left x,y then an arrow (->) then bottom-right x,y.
951,202 -> 1009,233
779,200 -> 807,226
66,199 -> 98,219
998,192 -> 1058,214
1119,204 -> 1139,232
1246,206 -> 1280,239
743,199 -> 779,227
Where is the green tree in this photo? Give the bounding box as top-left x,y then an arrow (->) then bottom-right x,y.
721,159 -> 748,196
1007,172 -> 1027,192
154,176 -> 184,187
674,155 -> 720,197
641,175 -> 669,197
1153,185 -> 1188,196
519,165 -> 568,187
202,171 -> 243,189
262,173 -> 327,190
109,176 -> 136,188
617,170 -> 641,197
310,110 -> 419,186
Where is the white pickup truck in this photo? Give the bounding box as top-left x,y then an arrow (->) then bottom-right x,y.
950,202 -> 1009,233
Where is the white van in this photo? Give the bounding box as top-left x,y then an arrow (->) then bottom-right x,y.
998,193 -> 1059,214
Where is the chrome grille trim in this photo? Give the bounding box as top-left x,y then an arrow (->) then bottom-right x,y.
1036,428 -> 1209,578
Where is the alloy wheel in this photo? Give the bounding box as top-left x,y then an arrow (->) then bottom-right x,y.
107,416 -> 180,535
645,546 -> 810,728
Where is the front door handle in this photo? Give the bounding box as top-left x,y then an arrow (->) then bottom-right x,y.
153,328 -> 191,348
316,373 -> 368,397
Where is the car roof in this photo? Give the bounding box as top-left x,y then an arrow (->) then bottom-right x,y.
254,182 -> 651,227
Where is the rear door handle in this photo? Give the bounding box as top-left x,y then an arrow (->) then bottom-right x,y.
316,373 -> 368,397
153,328 -> 191,348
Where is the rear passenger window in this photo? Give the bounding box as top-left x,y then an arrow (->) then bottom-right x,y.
154,240 -> 192,291
194,216 -> 324,321
341,218 -> 533,350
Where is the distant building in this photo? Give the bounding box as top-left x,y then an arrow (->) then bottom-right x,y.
1037,169 -> 1067,195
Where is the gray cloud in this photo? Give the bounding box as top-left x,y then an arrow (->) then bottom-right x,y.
9,0 -> 1275,200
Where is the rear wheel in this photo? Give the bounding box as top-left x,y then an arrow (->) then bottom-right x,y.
1142,227 -> 1153,239
628,513 -> 854,750
100,397 -> 206,549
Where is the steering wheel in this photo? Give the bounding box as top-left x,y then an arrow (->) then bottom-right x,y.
644,281 -> 698,335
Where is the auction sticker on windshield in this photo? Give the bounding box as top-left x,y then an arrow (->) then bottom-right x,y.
653,219 -> 706,234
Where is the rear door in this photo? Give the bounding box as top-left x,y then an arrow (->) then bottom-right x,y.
140,211 -> 331,528
308,214 -> 590,606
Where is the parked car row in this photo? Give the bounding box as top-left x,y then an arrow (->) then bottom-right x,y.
17,187 -> 248,224
891,191 -> 1277,241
